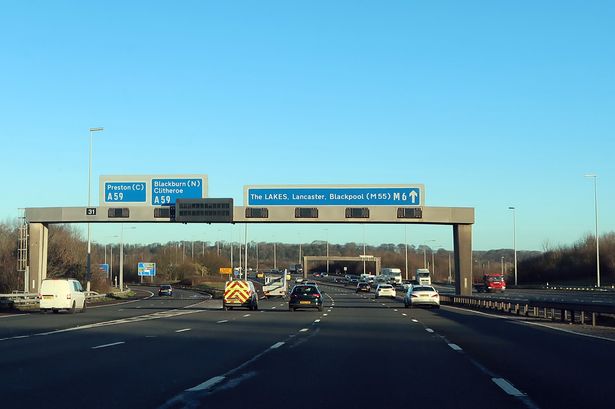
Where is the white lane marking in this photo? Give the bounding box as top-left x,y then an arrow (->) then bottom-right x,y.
323,314 -> 328,316
411,319 -> 419,323
272,307 -> 277,309
521,320 -> 615,344
394,309 -> 398,312
402,313 -> 407,316
314,319 -> 321,323
92,341 -> 125,349
186,376 -> 226,392
13,335 -> 30,339
299,328 -> 309,332
0,314 -> 29,319
448,343 -> 462,351
426,328 -> 434,333
381,303 -> 386,306
492,378 -> 526,397
243,314 -> 251,317
175,328 -> 191,333
270,342 -> 285,349
445,304 -> 615,344
217,320 -> 228,324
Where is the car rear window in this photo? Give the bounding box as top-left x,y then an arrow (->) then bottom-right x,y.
293,286 -> 319,294
413,286 -> 435,292
379,285 -> 393,289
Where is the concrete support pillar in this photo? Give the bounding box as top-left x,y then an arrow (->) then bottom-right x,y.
28,223 -> 48,293
453,224 -> 472,296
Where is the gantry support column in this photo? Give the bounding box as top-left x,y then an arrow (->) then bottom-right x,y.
453,224 -> 473,296
28,223 -> 48,293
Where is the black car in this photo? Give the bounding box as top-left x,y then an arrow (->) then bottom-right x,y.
289,285 -> 323,312
158,284 -> 173,296
356,282 -> 371,293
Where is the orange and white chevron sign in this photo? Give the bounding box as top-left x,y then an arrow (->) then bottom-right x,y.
224,281 -> 250,303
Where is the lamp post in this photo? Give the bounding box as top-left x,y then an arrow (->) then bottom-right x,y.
585,174 -> 600,287
423,240 -> 435,269
508,207 -> 517,286
404,225 -> 408,281
363,224 -> 366,274
86,127 -> 103,292
325,229 -> 329,275
501,256 -> 504,275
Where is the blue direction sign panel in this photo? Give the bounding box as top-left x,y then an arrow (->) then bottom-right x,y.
98,263 -> 110,277
245,185 -> 424,206
104,182 -> 147,203
100,175 -> 207,206
151,178 -> 204,205
138,262 -> 156,277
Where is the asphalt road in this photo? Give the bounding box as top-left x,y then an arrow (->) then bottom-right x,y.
1,284 -> 614,409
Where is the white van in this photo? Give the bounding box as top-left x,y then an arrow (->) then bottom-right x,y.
39,278 -> 87,313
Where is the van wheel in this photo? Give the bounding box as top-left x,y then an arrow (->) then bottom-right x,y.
223,306 -> 228,311
69,301 -> 76,314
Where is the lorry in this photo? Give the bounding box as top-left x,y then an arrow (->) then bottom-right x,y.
262,270 -> 289,297
380,268 -> 403,285
474,273 -> 506,293
415,268 -> 431,285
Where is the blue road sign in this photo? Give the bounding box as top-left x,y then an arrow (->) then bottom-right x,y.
151,178 -> 204,205
98,264 -> 110,277
104,182 -> 147,203
246,186 -> 422,206
138,262 -> 157,277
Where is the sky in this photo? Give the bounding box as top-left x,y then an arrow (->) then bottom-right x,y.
1,1 -> 613,251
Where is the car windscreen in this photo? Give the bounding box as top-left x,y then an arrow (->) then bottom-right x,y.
160,285 -> 171,289
487,276 -> 503,282
292,286 -> 319,295
412,286 -> 435,292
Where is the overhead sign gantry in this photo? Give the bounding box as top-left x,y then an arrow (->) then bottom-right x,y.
24,181 -> 474,297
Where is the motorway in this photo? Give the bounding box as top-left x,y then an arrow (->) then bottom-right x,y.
1,284 -> 614,409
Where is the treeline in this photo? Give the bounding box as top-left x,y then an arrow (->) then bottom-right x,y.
0,220 -> 612,292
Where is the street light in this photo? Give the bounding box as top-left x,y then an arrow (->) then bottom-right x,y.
423,240 -> 435,268
86,127 -> 104,292
508,206 -> 517,286
585,174 -> 600,287
404,225 -> 408,280
325,229 -> 329,275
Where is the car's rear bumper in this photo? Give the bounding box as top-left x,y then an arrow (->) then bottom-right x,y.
289,301 -> 322,309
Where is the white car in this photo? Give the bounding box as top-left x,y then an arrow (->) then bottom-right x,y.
39,278 -> 87,313
375,284 -> 396,299
404,285 -> 440,309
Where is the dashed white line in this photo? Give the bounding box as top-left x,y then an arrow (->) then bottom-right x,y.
243,314 -> 251,317
425,328 -> 434,333
411,319 -> 419,323
272,306 -> 277,309
217,320 -> 228,324
270,342 -> 285,349
92,341 -> 125,350
175,328 -> 191,333
186,376 -> 226,392
314,319 -> 321,323
394,309 -> 398,312
299,328 -> 309,332
402,313 -> 407,316
323,314 -> 328,316
492,378 -> 526,397
448,343 -> 462,351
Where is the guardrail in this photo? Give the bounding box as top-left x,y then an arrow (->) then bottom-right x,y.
440,294 -> 615,327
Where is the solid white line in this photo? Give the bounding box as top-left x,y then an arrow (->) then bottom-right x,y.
186,376 -> 226,392
300,328 -> 309,332
270,342 -> 285,349
92,341 -> 125,349
13,335 -> 30,339
448,343 -> 462,351
0,314 -> 28,319
426,328 -> 434,333
492,378 -> 526,397
521,320 -> 615,343
175,328 -> 191,333
216,320 -> 228,324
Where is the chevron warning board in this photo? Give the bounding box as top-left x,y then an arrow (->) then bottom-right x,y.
224,280 -> 251,304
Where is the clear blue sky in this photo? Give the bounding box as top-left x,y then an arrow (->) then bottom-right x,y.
1,1 -> 613,251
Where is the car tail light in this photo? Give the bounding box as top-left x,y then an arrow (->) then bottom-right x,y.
313,294 -> 320,298
411,294 -> 419,298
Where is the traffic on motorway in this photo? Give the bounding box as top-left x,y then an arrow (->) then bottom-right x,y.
1,274 -> 615,409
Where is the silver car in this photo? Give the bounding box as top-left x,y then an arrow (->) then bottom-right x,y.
404,285 -> 440,308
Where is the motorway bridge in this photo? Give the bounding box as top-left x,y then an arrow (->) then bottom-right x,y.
1,282 -> 614,409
